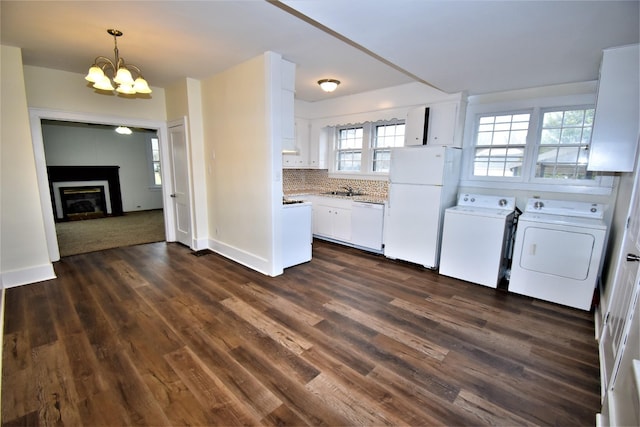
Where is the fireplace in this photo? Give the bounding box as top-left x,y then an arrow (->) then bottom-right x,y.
60,186 -> 107,220
48,166 -> 123,221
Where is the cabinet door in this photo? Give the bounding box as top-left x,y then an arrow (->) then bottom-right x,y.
427,102 -> 458,147
295,118 -> 310,167
405,106 -> 427,146
588,44 -> 639,172
313,205 -> 333,237
332,207 -> 352,242
282,88 -> 296,152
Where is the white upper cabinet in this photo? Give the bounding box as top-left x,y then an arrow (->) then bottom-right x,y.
405,100 -> 466,147
281,59 -> 296,153
283,117 -> 310,168
588,44 -> 639,172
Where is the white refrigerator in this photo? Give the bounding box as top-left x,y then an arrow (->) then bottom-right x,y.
383,145 -> 461,268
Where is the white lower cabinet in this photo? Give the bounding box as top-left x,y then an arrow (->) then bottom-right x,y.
313,202 -> 352,242
310,196 -> 384,252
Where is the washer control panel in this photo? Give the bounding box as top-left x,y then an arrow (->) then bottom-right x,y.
457,193 -> 516,211
524,198 -> 605,219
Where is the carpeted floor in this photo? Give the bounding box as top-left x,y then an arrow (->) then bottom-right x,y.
55,209 -> 166,257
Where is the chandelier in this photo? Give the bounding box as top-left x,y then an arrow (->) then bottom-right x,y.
85,29 -> 152,95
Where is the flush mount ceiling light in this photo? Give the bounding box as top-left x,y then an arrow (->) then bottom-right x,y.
115,126 -> 132,135
318,79 -> 340,93
85,29 -> 152,95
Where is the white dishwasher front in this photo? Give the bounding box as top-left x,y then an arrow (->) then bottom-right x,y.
351,202 -> 384,252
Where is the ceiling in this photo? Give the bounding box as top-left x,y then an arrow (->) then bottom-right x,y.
1,1 -> 638,102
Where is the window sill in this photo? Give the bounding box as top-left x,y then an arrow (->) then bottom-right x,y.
459,178 -> 615,196
328,171 -> 389,181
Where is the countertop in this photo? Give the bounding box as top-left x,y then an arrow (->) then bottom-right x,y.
284,190 -> 387,205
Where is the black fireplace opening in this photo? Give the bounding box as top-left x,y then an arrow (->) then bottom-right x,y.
60,186 -> 107,220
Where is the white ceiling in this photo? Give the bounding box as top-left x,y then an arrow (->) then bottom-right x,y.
1,1 -> 638,102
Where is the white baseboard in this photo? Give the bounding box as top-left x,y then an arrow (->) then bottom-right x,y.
1,263 -> 56,288
192,237 -> 210,251
208,238 -> 279,276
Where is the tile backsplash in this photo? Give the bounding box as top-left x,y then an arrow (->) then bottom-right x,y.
283,169 -> 388,198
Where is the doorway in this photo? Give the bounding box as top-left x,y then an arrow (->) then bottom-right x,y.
29,109 -> 180,261
42,120 -> 166,256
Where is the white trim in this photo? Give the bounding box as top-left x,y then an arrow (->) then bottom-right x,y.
208,238 -> 275,277
1,263 -> 56,288
167,117 -> 194,249
29,108 -> 172,262
0,287 -> 4,413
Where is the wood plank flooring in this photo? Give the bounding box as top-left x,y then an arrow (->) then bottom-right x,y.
2,240 -> 600,426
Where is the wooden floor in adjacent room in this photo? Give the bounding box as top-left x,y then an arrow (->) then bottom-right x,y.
2,240 -> 600,426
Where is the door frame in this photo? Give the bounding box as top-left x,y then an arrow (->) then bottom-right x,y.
29,108 -> 173,262
167,117 -> 195,248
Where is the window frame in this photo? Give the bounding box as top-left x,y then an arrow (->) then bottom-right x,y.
461,96 -> 614,195
530,105 -> 596,184
330,119 -> 405,178
472,110 -> 533,180
335,126 -> 365,173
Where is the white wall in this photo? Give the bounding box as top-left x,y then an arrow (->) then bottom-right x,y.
201,52 -> 283,276
298,81 -> 461,125
41,122 -> 163,212
0,46 -> 55,287
24,66 -> 167,120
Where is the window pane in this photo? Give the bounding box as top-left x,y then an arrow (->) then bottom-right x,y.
509,130 -> 528,145
472,113 -> 529,177
541,128 -> 560,145
563,110 -> 585,126
373,149 -> 391,172
338,151 -> 361,171
537,108 -> 595,180
477,132 -> 493,146
338,127 -> 363,149
543,111 -> 563,127
375,123 -> 405,149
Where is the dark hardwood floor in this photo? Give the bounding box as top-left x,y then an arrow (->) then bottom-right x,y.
2,240 -> 600,426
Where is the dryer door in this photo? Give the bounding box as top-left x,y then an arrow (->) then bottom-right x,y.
519,226 -> 595,280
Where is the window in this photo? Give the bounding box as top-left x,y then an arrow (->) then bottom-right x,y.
535,108 -> 595,180
373,123 -> 405,172
150,137 -> 162,186
336,127 -> 363,171
333,119 -> 405,175
473,113 -> 530,177
471,106 -> 598,184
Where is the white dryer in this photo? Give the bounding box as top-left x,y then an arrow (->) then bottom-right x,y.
439,193 -> 516,288
509,199 -> 607,311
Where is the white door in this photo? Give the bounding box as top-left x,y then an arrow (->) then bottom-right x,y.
168,123 -> 192,248
599,152 -> 640,425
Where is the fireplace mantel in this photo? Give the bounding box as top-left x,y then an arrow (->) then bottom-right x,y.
47,166 -> 123,216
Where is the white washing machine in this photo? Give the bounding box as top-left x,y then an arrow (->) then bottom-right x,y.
439,193 -> 516,288
509,198 -> 607,311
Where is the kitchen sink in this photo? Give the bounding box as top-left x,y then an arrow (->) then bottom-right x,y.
322,190 -> 364,197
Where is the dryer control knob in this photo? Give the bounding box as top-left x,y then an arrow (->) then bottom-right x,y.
470,198 -> 475,202
590,207 -> 597,213
499,199 -> 507,206
533,201 -> 544,209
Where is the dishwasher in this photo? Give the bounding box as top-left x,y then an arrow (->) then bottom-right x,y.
351,202 -> 384,252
